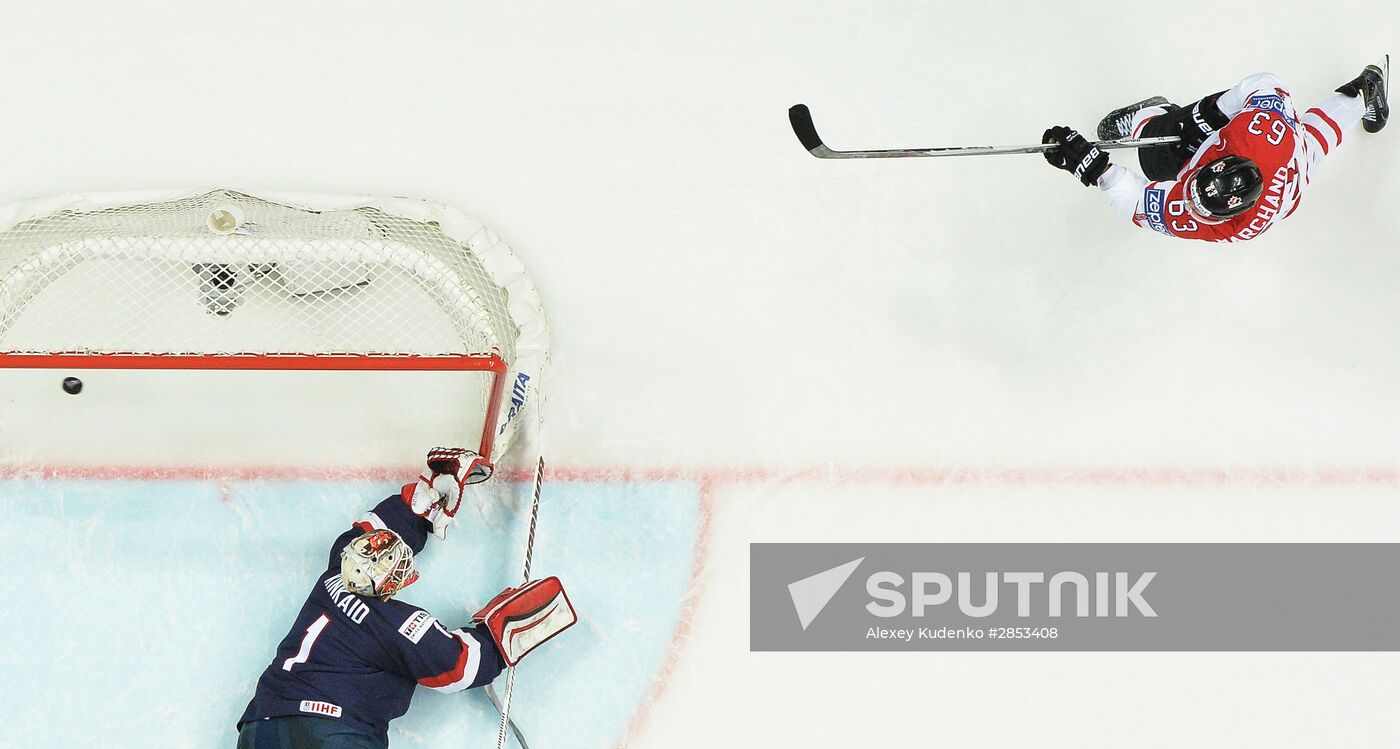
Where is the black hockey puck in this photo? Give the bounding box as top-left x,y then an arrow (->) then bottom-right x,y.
62,376 -> 83,395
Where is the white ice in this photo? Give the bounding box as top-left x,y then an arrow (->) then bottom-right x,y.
1,2 -> 1398,747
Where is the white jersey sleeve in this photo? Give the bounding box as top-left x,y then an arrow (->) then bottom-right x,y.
1216,72 -> 1294,120
1097,164 -> 1149,220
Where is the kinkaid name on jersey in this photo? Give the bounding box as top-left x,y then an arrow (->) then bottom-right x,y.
324,574 -> 371,624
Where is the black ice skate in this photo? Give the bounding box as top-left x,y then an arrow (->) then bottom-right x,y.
1096,96 -> 1174,141
1336,55 -> 1389,133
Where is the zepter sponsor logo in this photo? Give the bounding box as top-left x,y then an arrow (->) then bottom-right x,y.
1246,91 -> 1297,123
1142,187 -> 1170,235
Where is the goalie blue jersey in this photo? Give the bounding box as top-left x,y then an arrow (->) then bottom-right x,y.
238,491 -> 505,745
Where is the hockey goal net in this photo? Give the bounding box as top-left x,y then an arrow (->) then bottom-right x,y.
0,188 -> 547,472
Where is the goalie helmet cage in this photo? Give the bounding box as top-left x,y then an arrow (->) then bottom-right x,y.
0,188 -> 548,473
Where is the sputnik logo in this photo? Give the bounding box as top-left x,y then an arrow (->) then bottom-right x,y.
787,557 -> 864,630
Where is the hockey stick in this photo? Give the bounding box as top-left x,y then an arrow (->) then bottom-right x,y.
484,684 -> 530,749
493,450 -> 546,749
788,104 -> 1180,159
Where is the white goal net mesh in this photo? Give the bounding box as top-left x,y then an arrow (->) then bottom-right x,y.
0,189 -> 548,469
0,189 -> 516,359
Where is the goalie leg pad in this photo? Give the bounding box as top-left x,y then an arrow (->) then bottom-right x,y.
472,577 -> 576,667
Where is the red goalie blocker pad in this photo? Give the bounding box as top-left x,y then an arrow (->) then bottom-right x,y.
472,577 -> 577,667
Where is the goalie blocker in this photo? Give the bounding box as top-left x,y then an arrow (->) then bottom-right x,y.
474,577 -> 577,667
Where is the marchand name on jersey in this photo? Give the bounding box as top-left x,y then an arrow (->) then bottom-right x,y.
324,574 -> 372,624
1235,164 -> 1292,241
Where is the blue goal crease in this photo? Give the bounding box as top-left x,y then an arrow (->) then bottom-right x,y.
0,478 -> 703,749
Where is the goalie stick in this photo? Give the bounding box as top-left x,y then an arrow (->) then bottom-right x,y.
788,104 -> 1179,159
485,684 -> 530,749
493,450 -> 547,749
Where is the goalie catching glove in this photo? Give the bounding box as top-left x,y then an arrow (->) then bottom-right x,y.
473,577 -> 577,667
406,447 -> 493,539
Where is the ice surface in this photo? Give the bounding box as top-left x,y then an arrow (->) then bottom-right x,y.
3,478 -> 699,748
1,1 -> 1398,747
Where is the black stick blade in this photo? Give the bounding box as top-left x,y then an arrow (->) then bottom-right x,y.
788,104 -> 825,152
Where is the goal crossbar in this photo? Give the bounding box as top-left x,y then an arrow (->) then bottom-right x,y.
0,351 -> 508,372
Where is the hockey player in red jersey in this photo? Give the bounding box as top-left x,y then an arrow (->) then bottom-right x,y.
237,448 -> 576,749
1042,59 -> 1388,242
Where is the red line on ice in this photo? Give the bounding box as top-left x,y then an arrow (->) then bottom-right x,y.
6,463 -> 1400,486
6,460 -> 1400,748
613,475 -> 716,749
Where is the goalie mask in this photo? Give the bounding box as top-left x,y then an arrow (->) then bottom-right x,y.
340,529 -> 419,598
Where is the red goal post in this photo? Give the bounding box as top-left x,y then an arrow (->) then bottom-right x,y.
0,189 -> 548,472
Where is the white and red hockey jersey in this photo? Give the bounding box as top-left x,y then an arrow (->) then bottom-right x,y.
1098,72 -> 1357,243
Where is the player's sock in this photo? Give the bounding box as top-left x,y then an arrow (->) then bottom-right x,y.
1301,94 -> 1365,156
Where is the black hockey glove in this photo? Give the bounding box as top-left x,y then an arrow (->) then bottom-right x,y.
1175,91 -> 1230,156
1042,126 -> 1109,187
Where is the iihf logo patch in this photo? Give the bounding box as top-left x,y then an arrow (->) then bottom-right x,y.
299,700 -> 343,718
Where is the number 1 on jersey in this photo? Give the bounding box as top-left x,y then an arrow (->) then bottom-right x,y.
282,614 -> 331,671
